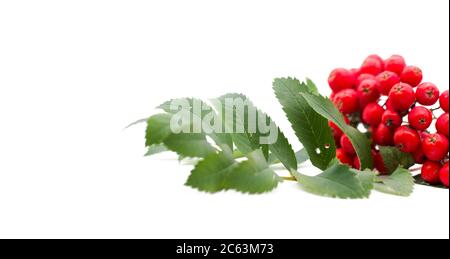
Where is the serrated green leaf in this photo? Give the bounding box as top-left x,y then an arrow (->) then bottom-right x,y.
292,164 -> 372,199
356,170 -> 377,192
273,78 -> 336,170
300,92 -> 373,170
214,93 -> 297,171
145,114 -> 172,146
413,174 -> 448,189
305,78 -> 319,95
374,167 -> 414,196
145,144 -> 169,157
226,150 -> 282,194
186,150 -> 237,193
269,148 -> 309,165
164,133 -> 216,158
379,146 -> 415,174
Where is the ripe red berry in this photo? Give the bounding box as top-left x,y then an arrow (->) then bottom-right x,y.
376,71 -> 401,96
329,116 -> 350,143
340,135 -> 356,155
328,68 -> 355,92
333,89 -> 359,114
408,106 -> 433,131
401,66 -> 423,87
357,79 -> 381,107
415,82 -> 440,105
421,161 -> 442,185
393,126 -> 421,153
360,55 -> 384,76
362,103 -> 384,126
422,133 -> 449,161
381,109 -> 402,129
353,156 -> 361,170
372,150 -> 387,174
412,147 -> 427,164
336,148 -> 353,166
355,73 -> 376,87
440,162 -> 449,187
388,83 -> 416,112
440,90 -> 449,112
373,124 -> 394,146
436,113 -> 449,137
384,55 -> 406,75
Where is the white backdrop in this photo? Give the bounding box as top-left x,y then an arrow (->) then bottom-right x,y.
0,0 -> 448,239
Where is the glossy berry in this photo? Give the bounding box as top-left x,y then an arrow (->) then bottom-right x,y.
353,156 -> 361,170
401,66 -> 423,87
393,126 -> 421,153
415,83 -> 440,106
388,83 -> 416,112
384,55 -> 406,75
376,71 -> 401,96
408,106 -> 433,131
328,68 -> 355,92
336,148 -> 353,166
412,147 -> 427,164
355,73 -> 376,87
360,55 -> 384,76
421,161 -> 442,185
381,110 -> 402,129
422,133 -> 449,161
373,124 -> 394,146
440,162 -> 449,187
340,135 -> 356,155
329,116 -> 350,143
333,89 -> 359,114
357,79 -> 381,107
362,103 -> 384,126
440,90 -> 449,112
436,113 -> 449,137
372,150 -> 387,174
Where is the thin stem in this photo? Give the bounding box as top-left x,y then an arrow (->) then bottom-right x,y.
281,176 -> 297,182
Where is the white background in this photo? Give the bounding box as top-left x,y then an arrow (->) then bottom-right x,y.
0,0 -> 448,239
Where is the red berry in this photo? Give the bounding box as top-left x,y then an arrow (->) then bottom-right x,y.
360,55 -> 384,76
385,98 -> 395,111
412,147 -> 427,164
329,116 -> 350,143
440,162 -> 449,187
408,106 -> 433,131
376,71 -> 401,96
355,73 -> 376,87
388,83 -> 416,112
422,133 -> 449,161
440,90 -> 449,112
328,68 -> 355,92
421,161 -> 442,185
436,113 -> 449,137
372,150 -> 387,174
340,135 -> 356,155
336,148 -> 354,166
373,124 -> 394,146
384,55 -> 406,75
362,103 -> 384,126
333,89 -> 359,114
353,156 -> 361,170
415,83 -> 440,106
401,66 -> 423,87
393,126 -> 421,153
357,79 -> 381,107
381,109 -> 402,129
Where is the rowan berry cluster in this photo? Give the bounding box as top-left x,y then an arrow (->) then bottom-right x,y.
328,54 -> 449,187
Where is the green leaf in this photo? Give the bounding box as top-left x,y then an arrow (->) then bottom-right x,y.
145,114 -> 172,146
379,146 -> 415,174
292,164 -> 372,199
273,78 -> 336,170
268,148 -> 309,165
164,133 -> 216,158
305,78 -> 319,95
374,167 -> 414,196
125,117 -> 148,129
186,149 -> 237,193
214,93 -> 297,171
145,144 -> 169,157
300,92 -> 373,170
226,150 -> 282,194
356,170 -> 377,192
413,174 -> 448,189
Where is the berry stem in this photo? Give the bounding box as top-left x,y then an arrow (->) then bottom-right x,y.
281,176 -> 297,182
